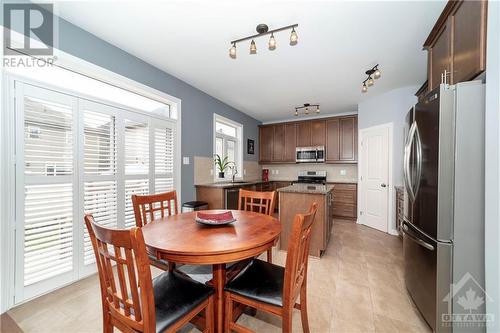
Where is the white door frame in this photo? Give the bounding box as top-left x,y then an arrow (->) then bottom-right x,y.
357,122 -> 394,234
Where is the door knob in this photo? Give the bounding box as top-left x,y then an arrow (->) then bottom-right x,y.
381,183 -> 387,188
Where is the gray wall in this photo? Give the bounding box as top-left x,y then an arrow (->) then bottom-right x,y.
358,86 -> 419,187
357,86 -> 418,232
485,1 -> 500,331
42,16 -> 262,202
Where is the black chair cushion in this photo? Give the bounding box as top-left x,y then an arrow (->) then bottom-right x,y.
224,259 -> 284,307
153,271 -> 213,333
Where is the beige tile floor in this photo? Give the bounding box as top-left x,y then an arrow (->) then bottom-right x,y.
8,220 -> 431,333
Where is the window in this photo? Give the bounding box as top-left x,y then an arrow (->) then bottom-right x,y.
12,80 -> 178,303
214,114 -> 243,181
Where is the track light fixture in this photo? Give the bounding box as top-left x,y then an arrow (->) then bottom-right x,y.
295,103 -> 320,116
229,23 -> 298,59
361,64 -> 381,93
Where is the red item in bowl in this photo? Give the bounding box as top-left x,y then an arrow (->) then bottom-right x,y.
196,211 -> 234,223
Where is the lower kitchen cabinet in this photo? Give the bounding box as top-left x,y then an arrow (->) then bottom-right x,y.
331,183 -> 357,220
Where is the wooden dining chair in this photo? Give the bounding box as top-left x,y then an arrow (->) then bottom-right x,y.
238,189 -> 276,262
132,191 -> 178,271
84,214 -> 214,333
223,202 -> 318,333
132,191 -> 178,227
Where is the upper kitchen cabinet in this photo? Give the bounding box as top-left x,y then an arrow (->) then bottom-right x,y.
259,125 -> 274,163
259,116 -> 357,164
296,121 -> 312,147
284,123 -> 297,162
424,0 -> 487,92
311,120 -> 326,146
339,116 -> 358,163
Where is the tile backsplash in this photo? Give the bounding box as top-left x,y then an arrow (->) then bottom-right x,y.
194,156 -> 261,184
261,163 -> 358,183
194,156 -> 357,184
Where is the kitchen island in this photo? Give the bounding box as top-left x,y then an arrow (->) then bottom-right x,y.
278,184 -> 334,257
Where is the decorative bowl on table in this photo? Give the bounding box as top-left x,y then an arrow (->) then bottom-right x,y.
195,211 -> 236,226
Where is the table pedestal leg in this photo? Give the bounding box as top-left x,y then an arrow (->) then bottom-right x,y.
213,263 -> 226,333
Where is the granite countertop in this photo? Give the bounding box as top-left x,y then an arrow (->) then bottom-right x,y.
194,180 -> 292,189
277,183 -> 335,195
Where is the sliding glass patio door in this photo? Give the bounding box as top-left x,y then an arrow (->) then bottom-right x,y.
13,82 -> 177,303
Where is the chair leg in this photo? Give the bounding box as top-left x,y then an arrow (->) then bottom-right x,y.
103,310 -> 113,333
282,308 -> 293,333
299,286 -> 310,333
267,248 -> 273,263
225,293 -> 233,333
205,296 -> 214,333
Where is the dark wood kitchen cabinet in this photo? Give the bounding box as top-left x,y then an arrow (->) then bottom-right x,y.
331,183 -> 357,220
326,116 -> 357,163
339,116 -> 357,162
326,118 -> 340,161
424,0 -> 487,92
296,121 -> 312,147
259,115 -> 358,164
311,120 -> 326,146
284,123 -> 296,162
259,125 -> 274,163
272,124 -> 285,162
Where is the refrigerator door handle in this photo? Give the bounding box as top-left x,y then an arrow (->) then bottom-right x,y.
404,122 -> 417,202
414,122 -> 423,199
402,223 -> 435,251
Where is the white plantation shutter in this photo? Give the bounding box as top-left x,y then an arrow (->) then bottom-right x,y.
23,183 -> 73,286
16,84 -> 77,301
125,179 -> 149,228
82,106 -> 118,268
124,119 -> 150,229
13,81 -> 178,304
154,125 -> 175,193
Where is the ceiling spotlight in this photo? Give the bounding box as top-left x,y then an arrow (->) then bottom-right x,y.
374,68 -> 381,79
367,77 -> 374,86
229,43 -> 236,59
290,28 -> 298,46
361,64 -> 381,92
229,23 -> 298,59
362,84 -> 368,93
250,39 -> 257,54
294,103 -> 319,116
268,33 -> 276,50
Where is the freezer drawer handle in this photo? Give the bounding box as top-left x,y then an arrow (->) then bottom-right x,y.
402,224 -> 435,251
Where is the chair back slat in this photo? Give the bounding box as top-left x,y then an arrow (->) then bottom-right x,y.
84,214 -> 156,333
132,191 -> 178,227
283,203 -> 318,307
238,189 -> 276,215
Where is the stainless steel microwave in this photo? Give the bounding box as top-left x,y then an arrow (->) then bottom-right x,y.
296,146 -> 325,163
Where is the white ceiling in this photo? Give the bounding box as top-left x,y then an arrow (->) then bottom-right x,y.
55,0 -> 446,122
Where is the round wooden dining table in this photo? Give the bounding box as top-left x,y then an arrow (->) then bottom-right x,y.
141,210 -> 281,333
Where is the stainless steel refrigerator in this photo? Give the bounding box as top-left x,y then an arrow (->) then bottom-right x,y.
403,81 -> 485,332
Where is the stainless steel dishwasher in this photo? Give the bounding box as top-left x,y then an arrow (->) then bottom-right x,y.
224,188 -> 240,209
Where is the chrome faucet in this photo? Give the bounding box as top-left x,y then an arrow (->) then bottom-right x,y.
229,163 -> 238,183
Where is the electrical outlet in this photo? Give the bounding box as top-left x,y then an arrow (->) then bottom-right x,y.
183,156 -> 190,165
275,169 -> 279,175
210,169 -> 213,176
340,169 -> 347,176
243,169 -> 247,175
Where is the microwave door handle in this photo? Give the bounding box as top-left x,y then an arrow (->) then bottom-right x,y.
404,122 -> 417,202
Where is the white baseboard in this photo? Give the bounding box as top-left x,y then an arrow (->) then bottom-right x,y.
388,229 -> 400,236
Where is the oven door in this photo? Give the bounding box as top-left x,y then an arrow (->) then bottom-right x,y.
296,147 -> 317,163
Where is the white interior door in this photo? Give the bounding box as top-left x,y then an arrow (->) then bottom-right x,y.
360,125 -> 390,232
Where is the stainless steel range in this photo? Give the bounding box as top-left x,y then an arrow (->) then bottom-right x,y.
295,170 -> 327,184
